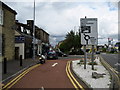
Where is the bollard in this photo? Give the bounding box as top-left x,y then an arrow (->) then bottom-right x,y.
3,58 -> 7,74
20,55 -> 22,66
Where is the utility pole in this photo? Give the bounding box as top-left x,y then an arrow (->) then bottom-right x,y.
33,0 -> 35,60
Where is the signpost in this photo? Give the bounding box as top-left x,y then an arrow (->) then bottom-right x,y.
80,16 -> 98,70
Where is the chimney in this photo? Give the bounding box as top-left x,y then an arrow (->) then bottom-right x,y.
27,20 -> 34,29
27,20 -> 34,36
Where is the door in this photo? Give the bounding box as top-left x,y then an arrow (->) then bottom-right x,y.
15,47 -> 19,60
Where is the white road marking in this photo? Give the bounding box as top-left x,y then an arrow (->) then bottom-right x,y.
114,63 -> 120,66
52,63 -> 58,67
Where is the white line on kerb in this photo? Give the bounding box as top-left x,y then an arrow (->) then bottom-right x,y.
52,63 -> 58,67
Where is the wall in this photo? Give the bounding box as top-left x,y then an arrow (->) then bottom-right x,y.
2,6 -> 16,61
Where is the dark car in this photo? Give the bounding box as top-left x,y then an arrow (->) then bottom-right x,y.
47,51 -> 58,59
56,51 -> 67,57
96,51 -> 100,54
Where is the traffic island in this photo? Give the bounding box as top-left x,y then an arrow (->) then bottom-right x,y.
71,56 -> 111,89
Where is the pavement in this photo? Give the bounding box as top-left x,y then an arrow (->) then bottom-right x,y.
2,57 -> 39,84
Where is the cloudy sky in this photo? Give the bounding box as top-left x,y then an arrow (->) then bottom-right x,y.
3,0 -> 119,46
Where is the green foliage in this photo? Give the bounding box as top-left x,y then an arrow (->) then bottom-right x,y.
59,30 -> 83,55
102,48 -> 107,52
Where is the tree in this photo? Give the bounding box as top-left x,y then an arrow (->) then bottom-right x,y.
59,30 -> 83,54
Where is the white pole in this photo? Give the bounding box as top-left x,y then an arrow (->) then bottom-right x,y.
33,0 -> 35,60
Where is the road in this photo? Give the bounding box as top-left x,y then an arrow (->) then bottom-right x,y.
3,56 -> 87,89
101,53 -> 120,72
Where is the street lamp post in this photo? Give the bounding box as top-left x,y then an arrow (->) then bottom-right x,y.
33,0 -> 35,60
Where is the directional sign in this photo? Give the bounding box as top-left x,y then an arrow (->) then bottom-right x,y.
81,26 -> 91,33
80,18 -> 98,45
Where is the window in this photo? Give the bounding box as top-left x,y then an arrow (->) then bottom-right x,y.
0,9 -> 3,25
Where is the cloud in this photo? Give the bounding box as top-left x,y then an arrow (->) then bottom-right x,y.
4,1 -> 119,46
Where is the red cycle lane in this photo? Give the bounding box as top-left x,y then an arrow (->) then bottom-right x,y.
11,59 -> 78,88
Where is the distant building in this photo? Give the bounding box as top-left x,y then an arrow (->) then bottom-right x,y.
115,42 -> 120,51
0,1 -> 17,61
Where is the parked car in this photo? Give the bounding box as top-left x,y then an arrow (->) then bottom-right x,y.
47,51 -> 58,59
96,51 -> 100,54
56,51 -> 68,57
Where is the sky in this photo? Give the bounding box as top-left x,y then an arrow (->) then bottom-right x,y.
3,0 -> 119,46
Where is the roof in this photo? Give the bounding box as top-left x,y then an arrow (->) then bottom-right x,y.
0,1 -> 17,15
16,21 -> 32,30
35,26 -> 49,35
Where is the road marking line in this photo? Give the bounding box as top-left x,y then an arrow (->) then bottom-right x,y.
68,61 -> 84,90
3,69 -> 28,89
3,64 -> 40,89
66,62 -> 78,89
52,63 -> 58,67
7,70 -> 30,88
100,56 -> 120,85
103,61 -> 120,80
100,56 -> 119,74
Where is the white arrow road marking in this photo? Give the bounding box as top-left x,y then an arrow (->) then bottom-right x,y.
115,63 -> 120,66
52,63 -> 58,67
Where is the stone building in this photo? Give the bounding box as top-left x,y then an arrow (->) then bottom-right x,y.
0,1 -> 17,61
26,20 -> 49,55
15,21 -> 33,59
15,20 -> 49,59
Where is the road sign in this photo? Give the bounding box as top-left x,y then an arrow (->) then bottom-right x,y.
81,26 -> 91,33
80,18 -> 98,45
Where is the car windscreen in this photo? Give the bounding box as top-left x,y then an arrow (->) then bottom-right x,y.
48,52 -> 56,55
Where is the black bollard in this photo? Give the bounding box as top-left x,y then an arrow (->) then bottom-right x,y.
20,55 -> 22,66
3,58 -> 7,74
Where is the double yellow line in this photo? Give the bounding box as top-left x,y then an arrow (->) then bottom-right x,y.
100,56 -> 120,85
100,56 -> 119,76
66,61 -> 84,90
2,64 -> 40,89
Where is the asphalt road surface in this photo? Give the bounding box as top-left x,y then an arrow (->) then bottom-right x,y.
10,58 -> 80,88
101,53 -> 120,72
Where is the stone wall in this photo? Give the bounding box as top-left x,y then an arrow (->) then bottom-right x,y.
1,6 -> 16,61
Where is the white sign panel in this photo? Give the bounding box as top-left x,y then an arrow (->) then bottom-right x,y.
80,18 -> 98,45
